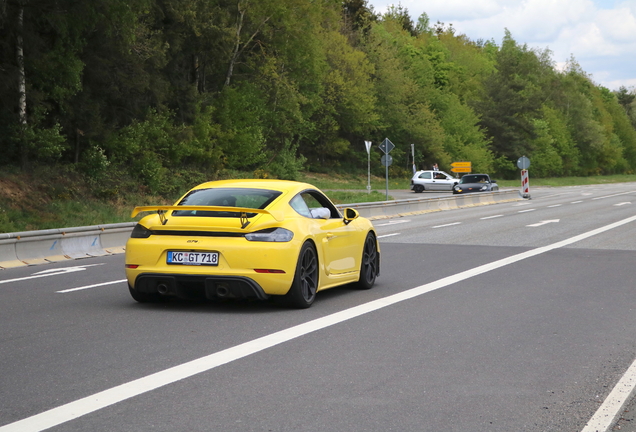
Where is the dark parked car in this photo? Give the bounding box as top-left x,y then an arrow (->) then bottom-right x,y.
452,174 -> 499,194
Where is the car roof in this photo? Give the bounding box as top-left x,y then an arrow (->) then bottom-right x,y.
415,170 -> 450,174
190,179 -> 318,194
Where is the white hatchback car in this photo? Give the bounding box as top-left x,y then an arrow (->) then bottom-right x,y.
410,170 -> 459,192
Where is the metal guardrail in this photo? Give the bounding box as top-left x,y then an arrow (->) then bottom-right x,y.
0,190 -> 522,269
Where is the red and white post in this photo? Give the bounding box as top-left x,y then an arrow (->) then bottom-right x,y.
521,169 -> 530,198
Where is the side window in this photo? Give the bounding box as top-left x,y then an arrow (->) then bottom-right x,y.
301,193 -> 323,211
289,194 -> 311,217
290,190 -> 340,219
419,172 -> 432,179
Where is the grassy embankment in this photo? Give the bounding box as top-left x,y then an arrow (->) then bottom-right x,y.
1,166 -> 634,233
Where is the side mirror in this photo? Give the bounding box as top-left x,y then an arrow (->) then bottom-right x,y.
343,207 -> 359,225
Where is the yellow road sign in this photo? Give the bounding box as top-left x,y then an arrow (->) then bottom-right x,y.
451,161 -> 472,168
451,167 -> 472,173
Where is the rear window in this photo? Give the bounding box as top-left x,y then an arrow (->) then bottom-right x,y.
172,188 -> 282,217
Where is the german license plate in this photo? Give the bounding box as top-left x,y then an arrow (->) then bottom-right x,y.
167,251 -> 219,266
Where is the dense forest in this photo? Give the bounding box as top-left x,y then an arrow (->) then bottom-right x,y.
2,0 -> 636,197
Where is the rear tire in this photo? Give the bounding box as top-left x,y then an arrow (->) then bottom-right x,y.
355,233 -> 378,290
128,284 -> 165,303
284,242 -> 318,309
413,184 -> 424,193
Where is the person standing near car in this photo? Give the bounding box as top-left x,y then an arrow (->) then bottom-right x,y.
432,163 -> 439,171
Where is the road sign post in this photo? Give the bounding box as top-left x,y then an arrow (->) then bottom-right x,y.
379,138 -> 394,201
365,141 -> 372,194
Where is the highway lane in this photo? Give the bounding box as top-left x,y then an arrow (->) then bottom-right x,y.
377,183 -> 636,250
1,183 -> 636,431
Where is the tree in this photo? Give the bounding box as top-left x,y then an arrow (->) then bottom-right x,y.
472,30 -> 555,177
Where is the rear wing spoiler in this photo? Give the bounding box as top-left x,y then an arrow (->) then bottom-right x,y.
131,205 -> 284,228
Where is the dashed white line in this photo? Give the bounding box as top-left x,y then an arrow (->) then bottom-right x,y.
571,201 -> 583,204
377,233 -> 400,239
547,204 -> 562,208
56,280 -> 127,293
375,219 -> 410,226
432,222 -> 461,228
480,215 -> 503,220
518,209 -> 536,213
592,191 -> 636,200
614,202 -> 631,206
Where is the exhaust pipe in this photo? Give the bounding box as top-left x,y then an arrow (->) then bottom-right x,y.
157,283 -> 169,295
216,285 -> 229,297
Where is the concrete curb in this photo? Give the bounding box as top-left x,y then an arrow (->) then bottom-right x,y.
0,190 -> 523,269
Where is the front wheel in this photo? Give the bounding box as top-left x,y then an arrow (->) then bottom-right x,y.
413,184 -> 424,193
284,242 -> 318,308
355,233 -> 378,290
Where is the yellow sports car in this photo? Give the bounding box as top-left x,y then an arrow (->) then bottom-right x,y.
125,179 -> 380,308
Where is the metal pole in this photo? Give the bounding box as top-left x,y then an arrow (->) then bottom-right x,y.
365,141 -> 372,194
368,149 -> 371,194
385,163 -> 389,201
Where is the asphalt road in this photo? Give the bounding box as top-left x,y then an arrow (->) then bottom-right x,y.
2,183 -> 636,431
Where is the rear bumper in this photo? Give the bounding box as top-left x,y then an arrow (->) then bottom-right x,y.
133,273 -> 270,301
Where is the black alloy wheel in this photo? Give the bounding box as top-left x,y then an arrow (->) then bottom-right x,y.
355,233 -> 378,289
285,242 -> 318,308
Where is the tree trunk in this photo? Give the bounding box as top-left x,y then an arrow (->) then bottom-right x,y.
224,4 -> 245,88
224,1 -> 271,89
17,1 -> 28,169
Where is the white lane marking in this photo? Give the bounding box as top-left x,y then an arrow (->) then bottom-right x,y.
377,233 -> 400,239
3,214 -> 636,432
571,201 -> 583,204
375,219 -> 410,226
480,215 -> 503,220
518,209 -> 536,213
56,280 -> 127,293
527,219 -> 560,227
432,222 -> 461,228
541,193 -> 568,199
614,202 -> 631,206
581,358 -> 636,432
592,191 -> 636,200
581,193 -> 593,196
0,264 -> 105,285
512,202 -> 531,206
547,204 -> 562,208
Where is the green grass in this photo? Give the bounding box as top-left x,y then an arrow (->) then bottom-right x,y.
324,190 -> 393,205
299,172 -> 410,190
